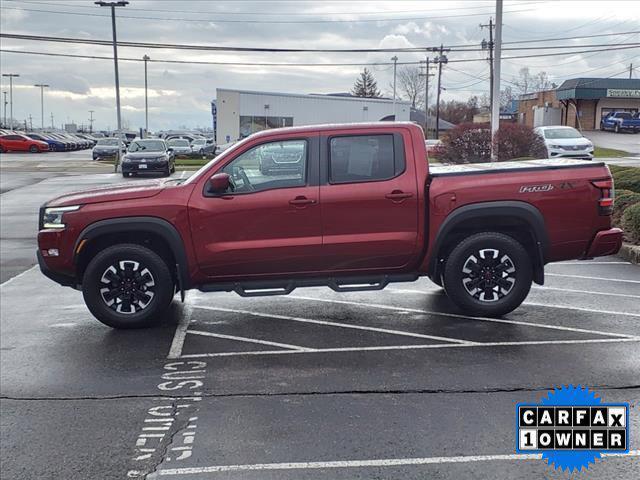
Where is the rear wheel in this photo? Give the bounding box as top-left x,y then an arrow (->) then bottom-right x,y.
82,244 -> 174,329
443,232 -> 532,317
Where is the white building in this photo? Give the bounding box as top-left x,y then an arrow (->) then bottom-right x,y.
213,89 -> 411,144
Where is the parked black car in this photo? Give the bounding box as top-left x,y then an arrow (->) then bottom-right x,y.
121,138 -> 175,177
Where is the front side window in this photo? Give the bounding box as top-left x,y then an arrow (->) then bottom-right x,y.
329,134 -> 396,183
222,139 -> 307,194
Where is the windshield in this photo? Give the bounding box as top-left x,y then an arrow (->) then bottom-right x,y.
169,139 -> 190,146
97,138 -> 120,146
615,112 -> 632,119
128,140 -> 166,152
543,128 -> 582,139
191,139 -> 206,145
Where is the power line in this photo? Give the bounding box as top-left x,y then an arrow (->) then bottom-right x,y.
2,32 -> 638,54
0,49 -> 423,67
503,30 -> 640,44
0,4 -> 541,24
7,0 -> 546,17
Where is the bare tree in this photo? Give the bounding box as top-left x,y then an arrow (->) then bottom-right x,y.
396,66 -> 426,109
512,67 -> 553,95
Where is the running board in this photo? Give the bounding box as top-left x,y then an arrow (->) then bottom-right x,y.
199,273 -> 419,298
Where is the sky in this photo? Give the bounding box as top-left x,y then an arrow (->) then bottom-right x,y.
0,0 -> 638,131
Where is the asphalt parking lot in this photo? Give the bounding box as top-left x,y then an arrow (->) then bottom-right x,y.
1,152 -> 639,479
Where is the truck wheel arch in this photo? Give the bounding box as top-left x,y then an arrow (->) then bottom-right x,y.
428,201 -> 548,285
74,216 -> 191,297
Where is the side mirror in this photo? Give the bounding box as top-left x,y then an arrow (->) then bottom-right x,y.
207,172 -> 231,194
167,147 -> 174,152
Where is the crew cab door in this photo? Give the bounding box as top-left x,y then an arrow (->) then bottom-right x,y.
319,130 -> 419,271
188,134 -> 322,278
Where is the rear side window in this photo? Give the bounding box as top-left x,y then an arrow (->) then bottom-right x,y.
329,134 -> 399,184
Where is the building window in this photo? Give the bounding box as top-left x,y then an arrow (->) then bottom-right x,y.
239,116 -> 293,138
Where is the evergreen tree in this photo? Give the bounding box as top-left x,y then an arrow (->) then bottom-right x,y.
351,68 -> 381,98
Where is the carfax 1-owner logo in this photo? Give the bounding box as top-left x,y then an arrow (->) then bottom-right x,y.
516,385 -> 630,472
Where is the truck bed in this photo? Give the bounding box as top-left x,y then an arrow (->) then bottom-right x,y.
429,158 -> 604,177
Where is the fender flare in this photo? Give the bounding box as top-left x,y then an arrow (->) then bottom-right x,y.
74,216 -> 191,295
428,201 -> 549,285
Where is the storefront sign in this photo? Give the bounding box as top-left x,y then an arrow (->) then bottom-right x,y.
606,89 -> 640,98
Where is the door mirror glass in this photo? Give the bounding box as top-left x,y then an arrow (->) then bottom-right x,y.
208,172 -> 231,194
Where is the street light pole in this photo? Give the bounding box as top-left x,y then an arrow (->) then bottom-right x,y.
391,56 -> 398,120
95,1 -> 128,171
143,54 -> 150,137
2,91 -> 7,127
89,110 -> 95,133
490,0 -> 503,161
2,73 -> 19,129
34,84 -> 49,129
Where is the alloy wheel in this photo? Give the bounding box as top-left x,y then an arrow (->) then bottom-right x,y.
99,260 -> 156,314
461,248 -> 516,302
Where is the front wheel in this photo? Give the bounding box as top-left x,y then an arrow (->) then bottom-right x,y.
443,232 -> 532,317
29,145 -> 39,153
614,123 -> 620,133
82,244 -> 174,329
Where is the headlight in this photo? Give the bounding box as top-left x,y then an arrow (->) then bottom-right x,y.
42,205 -> 81,229
549,144 -> 562,149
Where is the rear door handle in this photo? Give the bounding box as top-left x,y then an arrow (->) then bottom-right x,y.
289,196 -> 317,206
385,190 -> 413,200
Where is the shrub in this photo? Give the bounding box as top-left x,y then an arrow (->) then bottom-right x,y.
492,123 -> 548,161
613,191 -> 640,224
437,123 -> 491,164
621,202 -> 640,244
438,123 -> 547,164
612,168 -> 640,193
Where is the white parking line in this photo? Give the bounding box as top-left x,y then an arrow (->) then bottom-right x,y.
167,295 -> 195,359
194,306 -> 475,345
546,273 -> 640,284
532,286 -> 640,299
178,337 -> 640,359
290,295 -> 638,338
158,449 -> 640,475
553,261 -> 631,265
0,265 -> 38,288
187,329 -> 313,351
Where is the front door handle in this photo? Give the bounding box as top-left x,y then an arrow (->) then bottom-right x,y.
289,196 -> 317,206
385,190 -> 413,200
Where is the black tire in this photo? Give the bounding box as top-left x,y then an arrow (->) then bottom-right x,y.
442,232 -> 532,317
614,123 -> 620,133
170,163 -> 176,173
29,145 -> 39,153
82,244 -> 174,329
122,172 -> 129,178
0,145 -> 5,153
600,123 -> 604,131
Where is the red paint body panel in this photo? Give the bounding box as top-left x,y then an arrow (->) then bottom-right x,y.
0,134 -> 48,152
36,122 -> 620,290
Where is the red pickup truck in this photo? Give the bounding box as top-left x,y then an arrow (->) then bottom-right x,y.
37,123 -> 622,328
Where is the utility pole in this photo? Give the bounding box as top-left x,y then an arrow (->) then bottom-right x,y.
391,56 -> 398,120
480,18 -> 495,119
89,110 -> 95,133
34,83 -> 49,129
28,115 -> 33,131
95,1 -> 128,172
434,45 -> 450,139
630,63 -> 634,79
2,73 -> 19,129
419,55 -> 435,138
490,0 -> 503,161
143,54 -> 150,136
2,91 -> 7,127
50,112 -> 55,128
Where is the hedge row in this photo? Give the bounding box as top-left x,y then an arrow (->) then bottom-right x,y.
611,165 -> 640,245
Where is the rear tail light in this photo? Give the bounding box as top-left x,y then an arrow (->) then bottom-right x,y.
591,178 -> 613,216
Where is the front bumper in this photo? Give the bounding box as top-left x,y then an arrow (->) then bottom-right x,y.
547,148 -> 594,159
122,160 -> 169,173
584,228 -> 623,258
37,249 -> 76,287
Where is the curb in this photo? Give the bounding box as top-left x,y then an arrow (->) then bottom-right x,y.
617,243 -> 640,265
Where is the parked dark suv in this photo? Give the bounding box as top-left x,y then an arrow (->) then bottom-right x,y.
121,139 -> 175,177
